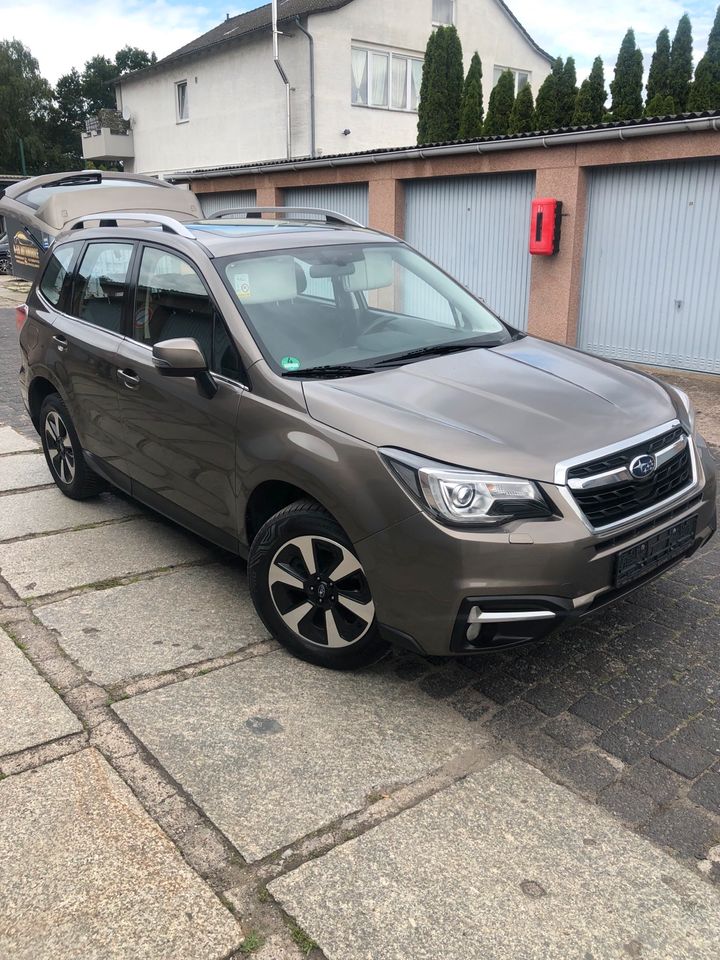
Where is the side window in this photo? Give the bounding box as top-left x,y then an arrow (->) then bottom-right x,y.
39,242 -> 81,307
135,246 -> 243,379
74,242 -> 134,333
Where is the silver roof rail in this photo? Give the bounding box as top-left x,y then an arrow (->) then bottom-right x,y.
211,206 -> 364,227
66,212 -> 196,239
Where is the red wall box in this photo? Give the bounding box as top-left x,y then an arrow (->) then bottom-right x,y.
529,198 -> 562,255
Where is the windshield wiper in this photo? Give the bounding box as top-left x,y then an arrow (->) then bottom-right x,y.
281,363 -> 375,379
372,339 -> 501,367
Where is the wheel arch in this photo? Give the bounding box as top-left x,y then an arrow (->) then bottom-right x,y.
244,480 -> 336,546
28,375 -> 61,429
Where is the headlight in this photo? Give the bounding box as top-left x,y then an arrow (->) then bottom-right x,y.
380,448 -> 552,526
667,386 -> 696,434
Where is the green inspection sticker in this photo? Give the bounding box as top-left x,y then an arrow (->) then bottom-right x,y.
281,356 -> 301,371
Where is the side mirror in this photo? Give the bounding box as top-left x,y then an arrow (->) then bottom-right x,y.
152,338 -> 217,398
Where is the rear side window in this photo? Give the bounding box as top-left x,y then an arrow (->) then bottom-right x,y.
39,242 -> 81,307
74,242 -> 134,333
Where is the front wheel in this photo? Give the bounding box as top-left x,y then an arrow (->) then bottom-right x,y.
248,500 -> 388,670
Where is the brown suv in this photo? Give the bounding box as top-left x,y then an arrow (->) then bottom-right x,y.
7,175 -> 716,669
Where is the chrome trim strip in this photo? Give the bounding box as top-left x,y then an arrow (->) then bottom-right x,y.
468,608 -> 557,623
553,419 -> 681,485
654,434 -> 688,468
568,466 -> 632,491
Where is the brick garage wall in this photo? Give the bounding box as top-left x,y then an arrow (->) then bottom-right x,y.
189,129 -> 720,349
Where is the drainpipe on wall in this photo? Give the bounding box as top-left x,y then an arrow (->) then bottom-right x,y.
272,0 -> 292,159
294,16 -> 316,158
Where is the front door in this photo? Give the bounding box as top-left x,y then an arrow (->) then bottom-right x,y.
114,244 -> 245,549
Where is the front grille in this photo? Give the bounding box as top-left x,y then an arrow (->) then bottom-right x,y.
569,430 -> 693,528
566,426 -> 685,481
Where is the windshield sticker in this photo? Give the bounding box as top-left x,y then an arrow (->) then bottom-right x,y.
234,273 -> 251,298
281,356 -> 301,371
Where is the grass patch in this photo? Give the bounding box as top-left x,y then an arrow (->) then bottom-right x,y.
290,923 -> 318,955
239,930 -> 265,954
257,886 -> 270,903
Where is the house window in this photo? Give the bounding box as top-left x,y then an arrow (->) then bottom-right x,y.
175,80 -> 189,122
432,0 -> 454,25
352,47 -> 423,112
492,66 -> 531,95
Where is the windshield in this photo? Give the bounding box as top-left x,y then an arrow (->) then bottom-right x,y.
218,242 -> 511,374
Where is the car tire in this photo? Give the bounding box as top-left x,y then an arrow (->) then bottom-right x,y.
39,394 -> 105,500
248,499 -> 389,670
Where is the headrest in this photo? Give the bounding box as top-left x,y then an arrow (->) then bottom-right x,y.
227,256 -> 298,304
343,251 -> 394,293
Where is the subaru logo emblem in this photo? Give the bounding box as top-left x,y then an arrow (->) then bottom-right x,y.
629,454 -> 656,480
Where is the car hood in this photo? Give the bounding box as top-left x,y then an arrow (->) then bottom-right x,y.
303,337 -> 679,483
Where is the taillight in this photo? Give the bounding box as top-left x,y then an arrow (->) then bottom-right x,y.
15,304 -> 28,334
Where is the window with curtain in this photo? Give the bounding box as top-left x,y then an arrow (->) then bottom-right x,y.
432,0 -> 454,24
175,81 -> 189,121
493,66 -> 532,95
352,46 -> 423,112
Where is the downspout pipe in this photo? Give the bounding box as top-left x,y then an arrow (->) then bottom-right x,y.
294,16 -> 316,158
272,0 -> 292,159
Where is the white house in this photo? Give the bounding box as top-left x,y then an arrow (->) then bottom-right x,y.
82,0 -> 553,177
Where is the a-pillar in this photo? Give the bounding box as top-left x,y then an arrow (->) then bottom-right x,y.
527,166 -> 588,346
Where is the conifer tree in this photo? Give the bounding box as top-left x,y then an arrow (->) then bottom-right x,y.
669,14 -> 693,112
417,26 -> 464,143
572,57 -> 607,124
483,69 -> 515,135
557,57 -> 578,126
534,56 -> 564,129
688,5 -> 720,110
610,29 -> 644,120
508,84 -> 535,134
459,52 -> 484,138
646,27 -> 671,107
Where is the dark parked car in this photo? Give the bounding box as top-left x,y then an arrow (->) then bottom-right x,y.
5,175 -> 716,670
0,234 -> 11,274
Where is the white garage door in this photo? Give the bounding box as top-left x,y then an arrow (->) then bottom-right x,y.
283,184 -> 369,225
200,190 -> 257,216
404,173 -> 535,330
578,160 -> 720,374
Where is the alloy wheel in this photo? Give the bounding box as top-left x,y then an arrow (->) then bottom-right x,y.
268,535 -> 375,648
44,410 -> 76,485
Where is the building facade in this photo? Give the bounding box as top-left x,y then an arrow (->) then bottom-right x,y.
82,0 -> 552,177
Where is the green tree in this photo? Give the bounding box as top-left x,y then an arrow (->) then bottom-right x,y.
48,67 -> 85,168
689,5 -> 720,110
645,92 -> 675,115
0,39 -> 53,174
533,56 -> 564,129
459,51 -> 484,138
646,27 -> 671,107
417,26 -> 464,143
483,69 -> 515,135
557,57 -> 578,126
81,55 -> 118,113
115,46 -> 157,74
572,56 -> 607,124
610,29 -> 644,120
508,83 -> 535,133
669,14 -> 693,112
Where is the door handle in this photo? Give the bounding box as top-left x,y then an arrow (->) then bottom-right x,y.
53,335 -> 68,353
117,369 -> 141,390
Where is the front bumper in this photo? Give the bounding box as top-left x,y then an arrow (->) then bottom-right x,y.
356,438 -> 717,657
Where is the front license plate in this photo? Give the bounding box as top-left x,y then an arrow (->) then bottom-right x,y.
615,517 -> 697,588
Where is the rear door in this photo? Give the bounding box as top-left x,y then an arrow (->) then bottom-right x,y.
113,243 -> 245,549
50,239 -> 135,485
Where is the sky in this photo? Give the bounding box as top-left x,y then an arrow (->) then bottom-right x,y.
1,0 -> 718,85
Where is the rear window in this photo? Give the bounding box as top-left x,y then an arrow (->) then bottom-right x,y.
39,242 -> 82,307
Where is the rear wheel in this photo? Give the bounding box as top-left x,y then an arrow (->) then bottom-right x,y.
248,500 -> 388,670
39,394 -> 104,500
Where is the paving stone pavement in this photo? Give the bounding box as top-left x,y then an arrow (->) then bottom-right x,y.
1,304 -> 719,959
